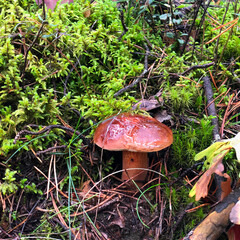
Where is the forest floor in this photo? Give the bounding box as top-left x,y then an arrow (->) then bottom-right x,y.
0,0 -> 240,239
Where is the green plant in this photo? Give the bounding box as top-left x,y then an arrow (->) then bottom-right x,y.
164,80 -> 198,111
0,0 -> 153,157
20,179 -> 43,195
189,132 -> 240,201
171,116 -> 215,167
0,169 -> 44,195
0,169 -> 18,195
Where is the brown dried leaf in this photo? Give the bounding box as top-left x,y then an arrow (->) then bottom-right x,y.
83,9 -> 91,18
109,206 -> 125,228
83,2 -> 97,17
132,99 -> 162,111
109,216 -> 125,228
189,154 -> 225,201
154,110 -> 172,123
74,180 -> 108,205
220,173 -> 232,201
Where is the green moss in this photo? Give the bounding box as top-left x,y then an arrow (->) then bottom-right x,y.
163,78 -> 201,112
0,0 -> 151,156
171,117 -> 215,168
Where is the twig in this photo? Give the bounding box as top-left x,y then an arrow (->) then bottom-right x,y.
19,200 -> 40,237
114,44 -> 150,97
203,75 -> 223,203
192,0 -> 212,55
64,57 -> 81,96
118,10 -> 128,41
206,18 -> 239,45
183,186 -> 240,240
213,1 -> 230,63
171,203 -> 194,236
171,162 -> 204,186
181,62 -> 215,76
181,0 -> 202,54
21,2 -> 47,77
14,124 -> 90,146
169,62 -> 215,79
22,22 -> 46,76
203,76 -> 220,141
220,93 -> 234,138
85,195 -> 119,216
36,145 -> 67,155
169,0 -> 178,43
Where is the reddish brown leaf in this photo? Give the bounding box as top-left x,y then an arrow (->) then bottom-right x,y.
190,151 -> 228,201
190,160 -> 223,201
220,173 -> 232,201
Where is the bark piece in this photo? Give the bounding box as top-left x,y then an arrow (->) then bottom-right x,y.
184,187 -> 240,240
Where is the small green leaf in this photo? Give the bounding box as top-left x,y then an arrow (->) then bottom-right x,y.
194,141 -> 224,161
189,184 -> 196,198
159,13 -> 169,20
176,4 -> 186,8
166,32 -> 174,38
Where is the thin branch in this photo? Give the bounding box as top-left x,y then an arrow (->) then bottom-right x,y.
203,76 -> 221,141
213,1 -> 230,63
118,10 -> 128,41
64,59 -> 81,95
192,0 -> 212,55
181,62 -> 215,76
36,145 -> 67,155
181,0 -> 202,54
14,125 -> 90,146
114,44 -> 150,97
21,3 -> 47,77
171,203 -> 194,236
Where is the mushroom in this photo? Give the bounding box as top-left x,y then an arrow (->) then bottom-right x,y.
94,113 -> 173,186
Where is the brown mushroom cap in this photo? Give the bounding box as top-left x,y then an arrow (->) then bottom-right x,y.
94,113 -> 173,152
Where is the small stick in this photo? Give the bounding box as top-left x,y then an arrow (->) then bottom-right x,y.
36,145 -> 67,155
203,76 -> 220,141
181,62 -> 215,76
114,44 -> 150,97
14,124 -> 90,146
118,10 -> 128,41
183,187 -> 240,240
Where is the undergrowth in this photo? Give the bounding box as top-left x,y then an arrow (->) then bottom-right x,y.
0,0 -> 239,239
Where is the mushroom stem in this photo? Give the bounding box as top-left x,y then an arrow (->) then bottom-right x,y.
122,151 -> 148,185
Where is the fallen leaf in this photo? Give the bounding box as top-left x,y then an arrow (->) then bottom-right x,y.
83,9 -> 91,18
109,216 -> 125,228
109,205 -> 125,228
194,141 -> 231,168
190,136 -> 236,200
189,151 -> 227,201
73,180 -> 102,205
132,90 -> 164,111
132,99 -> 162,111
220,173 -> 232,201
154,110 -> 172,123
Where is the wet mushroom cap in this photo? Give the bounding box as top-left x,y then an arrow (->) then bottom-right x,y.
94,113 -> 173,152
